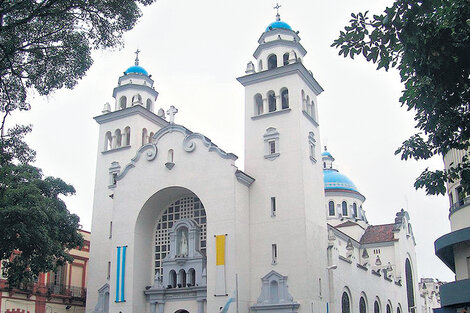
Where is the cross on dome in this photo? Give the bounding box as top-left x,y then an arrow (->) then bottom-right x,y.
134,49 -> 141,66
273,3 -> 282,21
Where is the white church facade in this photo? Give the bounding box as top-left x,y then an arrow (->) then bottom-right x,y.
86,13 -> 422,313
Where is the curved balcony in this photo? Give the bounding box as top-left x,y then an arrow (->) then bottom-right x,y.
450,196 -> 470,216
435,226 -> 470,272
440,279 -> 470,308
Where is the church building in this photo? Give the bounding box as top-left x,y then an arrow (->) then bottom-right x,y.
86,11 -> 421,313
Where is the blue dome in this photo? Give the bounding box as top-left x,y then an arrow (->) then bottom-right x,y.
323,169 -> 359,192
321,151 -> 333,158
265,20 -> 292,32
124,65 -> 148,76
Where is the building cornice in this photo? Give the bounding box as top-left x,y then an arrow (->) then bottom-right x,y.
112,83 -> 159,99
94,105 -> 168,128
237,62 -> 324,96
253,39 -> 307,59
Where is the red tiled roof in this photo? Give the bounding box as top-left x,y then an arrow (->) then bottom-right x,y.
360,224 -> 397,244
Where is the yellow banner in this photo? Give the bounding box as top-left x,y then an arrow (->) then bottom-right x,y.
216,235 -> 225,266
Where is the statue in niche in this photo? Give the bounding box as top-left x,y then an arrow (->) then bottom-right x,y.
177,228 -> 188,257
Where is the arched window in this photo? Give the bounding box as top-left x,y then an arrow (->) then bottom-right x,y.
268,54 -> 277,70
119,96 -> 127,110
342,201 -> 348,216
142,128 -> 148,146
254,93 -> 263,115
146,99 -> 152,111
259,59 -> 263,71
149,132 -> 154,143
267,91 -> 276,112
188,268 -> 196,286
124,126 -> 131,146
359,296 -> 367,313
374,300 -> 381,313
281,88 -> 289,109
386,303 -> 392,313
269,280 -> 279,303
132,94 -> 142,105
342,292 -> 351,313
353,203 -> 358,218
283,53 -> 289,66
405,259 -> 415,311
397,305 -> 401,313
169,270 -> 177,288
168,149 -> 174,163
114,129 -> 122,148
178,269 -> 186,287
328,201 -> 335,216
104,131 -> 112,151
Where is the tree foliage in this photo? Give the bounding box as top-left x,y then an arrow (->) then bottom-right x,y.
0,127 -> 83,287
331,0 -> 470,195
0,0 -> 156,133
0,0 -> 156,286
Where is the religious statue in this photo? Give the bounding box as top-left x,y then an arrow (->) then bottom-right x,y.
179,229 -> 188,256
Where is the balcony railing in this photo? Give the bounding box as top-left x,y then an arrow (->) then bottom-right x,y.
450,196 -> 470,215
46,283 -> 86,299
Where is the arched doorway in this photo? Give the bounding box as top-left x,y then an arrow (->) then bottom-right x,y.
175,310 -> 189,313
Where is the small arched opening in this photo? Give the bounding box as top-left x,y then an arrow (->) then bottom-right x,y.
254,93 -> 263,115
359,295 -> 367,313
342,291 -> 351,313
132,94 -> 142,106
268,54 -> 277,70
168,149 -> 174,163
342,201 -> 348,216
146,99 -> 153,111
169,270 -> 177,288
149,132 -> 154,143
267,91 -> 276,112
281,88 -> 289,109
283,53 -> 289,65
104,131 -> 112,151
258,59 -> 263,71
124,126 -> 131,146
374,299 -> 381,313
328,201 -> 335,216
188,268 -> 196,286
119,96 -> 127,110
178,269 -> 186,288
353,203 -> 358,218
269,280 -> 279,303
142,128 -> 148,146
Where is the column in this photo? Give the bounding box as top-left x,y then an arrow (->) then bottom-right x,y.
276,95 -> 281,111
150,302 -> 156,313
157,302 -> 165,313
197,299 -> 205,313
263,98 -> 268,114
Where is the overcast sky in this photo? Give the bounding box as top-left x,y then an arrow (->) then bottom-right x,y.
10,0 -> 454,281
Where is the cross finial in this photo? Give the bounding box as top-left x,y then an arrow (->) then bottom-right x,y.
134,49 -> 141,66
273,3 -> 281,21
166,105 -> 178,124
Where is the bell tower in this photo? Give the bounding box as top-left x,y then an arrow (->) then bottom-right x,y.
87,52 -> 168,313
237,10 -> 329,312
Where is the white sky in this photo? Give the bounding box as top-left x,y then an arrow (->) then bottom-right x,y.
11,0 -> 454,281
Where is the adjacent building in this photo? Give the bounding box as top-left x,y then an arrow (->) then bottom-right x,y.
435,149 -> 470,312
0,230 -> 90,313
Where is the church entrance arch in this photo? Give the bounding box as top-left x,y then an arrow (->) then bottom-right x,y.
175,310 -> 189,313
